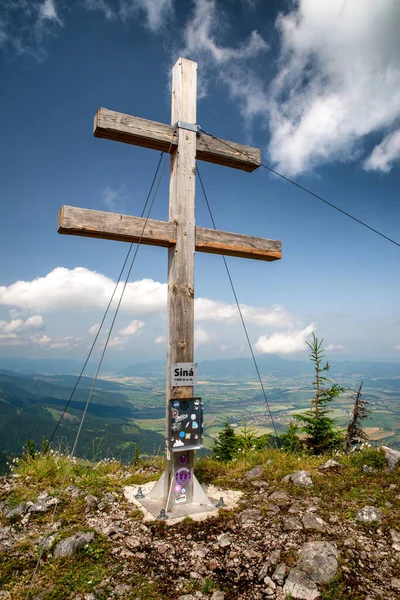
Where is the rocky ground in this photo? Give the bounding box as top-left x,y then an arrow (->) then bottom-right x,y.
0,448 -> 399,599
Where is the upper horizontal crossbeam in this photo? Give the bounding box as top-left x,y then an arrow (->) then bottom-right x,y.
94,108 -> 261,172
59,206 -> 281,262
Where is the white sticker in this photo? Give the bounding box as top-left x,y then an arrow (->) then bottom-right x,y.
173,439 -> 185,447
171,363 -> 197,386
175,494 -> 187,504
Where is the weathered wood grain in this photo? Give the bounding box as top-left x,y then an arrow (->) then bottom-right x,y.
58,206 -> 282,261
94,108 -> 261,172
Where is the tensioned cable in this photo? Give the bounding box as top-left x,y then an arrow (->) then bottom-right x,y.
25,133 -> 176,599
198,128 -> 400,249
49,152 -> 165,445
197,165 -> 279,442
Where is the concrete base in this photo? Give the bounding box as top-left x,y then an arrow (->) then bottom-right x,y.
124,481 -> 243,525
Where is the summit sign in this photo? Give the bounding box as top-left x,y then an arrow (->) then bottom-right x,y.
171,363 -> 198,386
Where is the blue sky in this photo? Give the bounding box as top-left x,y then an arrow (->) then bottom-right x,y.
0,0 -> 399,363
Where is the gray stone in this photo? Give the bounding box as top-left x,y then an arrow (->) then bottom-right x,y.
283,568 -> 320,600
2,502 -> 27,518
244,465 -> 263,480
390,529 -> 400,551
38,534 -> 57,550
258,549 -> 281,580
268,490 -> 290,505
282,516 -> 303,531
53,531 -> 94,558
362,464 -> 376,474
343,538 -> 356,548
355,505 -> 382,523
217,533 -> 231,547
29,497 -> 58,513
85,495 -> 98,510
211,593 -> 225,600
125,536 -> 141,549
240,508 -> 263,522
272,563 -> 287,585
284,471 -> 313,487
302,514 -> 327,532
194,545 -> 208,558
297,541 -> 338,585
391,578 -> 400,590
178,596 -> 196,600
103,492 -> 116,503
319,459 -> 341,470
263,576 -> 276,597
114,584 -> 131,596
381,446 -> 400,471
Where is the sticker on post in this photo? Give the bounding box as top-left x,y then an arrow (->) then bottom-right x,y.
175,494 -> 187,504
171,363 -> 197,386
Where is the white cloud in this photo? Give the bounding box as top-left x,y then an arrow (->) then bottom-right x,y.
108,336 -> 125,348
364,129 -> 400,173
119,319 -> 144,336
267,0 -> 400,175
0,315 -> 43,334
32,334 -> 52,346
195,298 -> 291,327
255,324 -> 314,354
89,322 -> 101,335
326,344 -> 346,351
24,315 -> 44,329
0,0 -> 62,60
39,0 -> 61,23
101,186 -> 127,211
83,0 -> 173,31
155,335 -> 165,344
195,326 -> 214,347
181,0 -> 268,98
0,267 -> 167,315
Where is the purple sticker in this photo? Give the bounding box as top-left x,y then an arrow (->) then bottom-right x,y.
179,454 -> 187,465
175,468 -> 191,486
174,484 -> 182,493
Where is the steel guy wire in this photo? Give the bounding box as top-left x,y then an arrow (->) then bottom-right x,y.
197,165 -> 279,442
198,128 -> 400,249
49,152 -> 166,446
25,132 -> 176,599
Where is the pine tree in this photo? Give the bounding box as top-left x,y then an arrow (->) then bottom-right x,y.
212,421 -> 237,461
295,333 -> 345,454
345,381 -> 370,452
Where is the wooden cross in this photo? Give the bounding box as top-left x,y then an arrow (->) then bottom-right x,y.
58,57 -> 281,518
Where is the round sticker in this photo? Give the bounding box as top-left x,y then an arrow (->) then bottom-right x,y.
190,414 -> 196,420
179,454 -> 187,465
181,487 -> 186,494
179,431 -> 185,438
175,468 -> 191,486
180,400 -> 189,411
174,484 -> 182,493
171,409 -> 179,419
194,399 -> 200,406
192,421 -> 198,429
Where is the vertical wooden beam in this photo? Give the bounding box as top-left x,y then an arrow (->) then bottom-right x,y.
165,58 -> 197,504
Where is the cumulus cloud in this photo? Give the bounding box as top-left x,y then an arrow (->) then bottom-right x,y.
181,0 -> 268,99
267,0 -> 400,175
155,335 -> 165,344
326,344 -> 346,351
83,0 -> 173,31
364,129 -> 400,173
119,319 -> 144,336
0,316 -> 43,343
0,267 -> 167,315
255,324 -> 314,354
195,298 -> 291,327
195,326 -> 215,347
89,323 -> 101,335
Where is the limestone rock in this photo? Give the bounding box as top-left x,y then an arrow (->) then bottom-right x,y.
239,508 -> 263,523
114,584 -> 131,596
297,541 -> 338,585
217,533 -> 231,547
85,495 -> 98,510
263,575 -> 276,597
282,516 -> 303,531
268,490 -> 290,505
284,471 -> 313,487
29,497 -> 58,513
380,446 -> 400,471
391,578 -> 400,591
210,593 -> 225,600
244,465 -> 263,480
272,563 -> 287,585
1,502 -> 27,518
283,567 -> 320,600
53,531 -> 94,558
319,459 -> 341,470
302,514 -> 327,532
355,506 -> 382,523
390,529 -> 400,551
